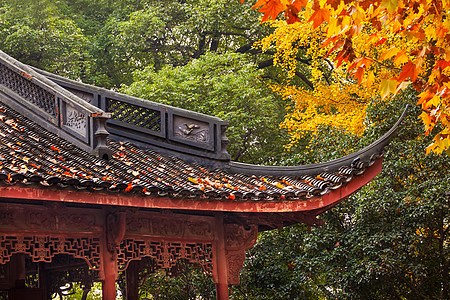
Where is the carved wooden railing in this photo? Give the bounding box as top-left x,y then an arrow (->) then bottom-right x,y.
0,50 -> 230,164
0,51 -> 111,159
35,69 -> 231,165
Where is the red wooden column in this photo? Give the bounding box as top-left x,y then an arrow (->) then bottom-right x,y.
101,239 -> 117,300
102,211 -> 127,300
213,215 -> 259,299
215,213 -> 229,300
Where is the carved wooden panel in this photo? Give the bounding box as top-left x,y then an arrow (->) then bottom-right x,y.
224,224 -> 258,285
226,252 -> 246,285
0,235 -> 101,270
126,215 -> 213,240
0,204 -> 102,234
64,104 -> 87,136
117,238 -> 214,275
225,224 -> 258,251
173,115 -> 210,144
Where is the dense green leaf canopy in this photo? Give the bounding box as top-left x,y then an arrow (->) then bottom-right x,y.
234,94 -> 450,299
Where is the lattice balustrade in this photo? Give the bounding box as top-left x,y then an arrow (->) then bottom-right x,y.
106,98 -> 161,132
117,239 -> 213,275
0,235 -> 101,270
0,64 -> 57,116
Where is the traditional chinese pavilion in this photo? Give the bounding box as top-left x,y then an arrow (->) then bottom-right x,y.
0,50 -> 408,299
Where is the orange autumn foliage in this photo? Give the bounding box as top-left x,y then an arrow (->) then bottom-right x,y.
247,0 -> 450,154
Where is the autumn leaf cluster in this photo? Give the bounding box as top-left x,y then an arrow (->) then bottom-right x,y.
248,0 -> 450,154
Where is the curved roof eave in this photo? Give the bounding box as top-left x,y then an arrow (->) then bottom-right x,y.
0,157 -> 382,214
229,104 -> 410,177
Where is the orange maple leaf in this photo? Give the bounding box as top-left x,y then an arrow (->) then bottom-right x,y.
285,6 -> 300,23
285,0 -> 307,24
323,36 -> 339,47
398,61 -> 419,82
434,60 -> 450,70
352,67 -> 365,84
252,0 -> 287,22
308,8 -> 330,28
125,183 -> 133,192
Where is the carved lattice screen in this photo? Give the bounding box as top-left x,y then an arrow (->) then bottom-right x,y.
106,98 -> 162,132
0,235 -> 101,270
0,64 -> 56,116
117,238 -> 214,275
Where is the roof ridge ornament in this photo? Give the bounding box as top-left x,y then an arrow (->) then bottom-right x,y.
228,105 -> 410,176
0,50 -> 112,160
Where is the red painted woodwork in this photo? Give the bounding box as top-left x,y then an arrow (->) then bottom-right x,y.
215,214 -> 229,300
0,203 -> 264,299
101,254 -> 117,300
0,157 -> 383,300
0,159 -> 382,214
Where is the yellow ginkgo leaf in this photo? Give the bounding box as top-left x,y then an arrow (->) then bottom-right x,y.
379,79 -> 398,99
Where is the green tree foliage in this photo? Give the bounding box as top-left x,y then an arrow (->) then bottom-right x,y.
120,52 -> 288,163
53,282 -> 102,300
112,0 -> 265,70
0,0 -> 270,88
0,0 -> 92,80
136,266 -> 214,300
0,0 -> 143,87
234,94 -> 450,299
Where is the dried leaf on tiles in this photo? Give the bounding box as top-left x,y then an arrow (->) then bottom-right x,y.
188,177 -> 198,184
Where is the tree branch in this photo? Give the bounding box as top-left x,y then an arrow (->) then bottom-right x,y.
257,58 -> 274,69
256,58 -> 314,89
233,128 -> 252,161
210,34 -> 220,52
295,71 -> 314,90
203,30 -> 248,38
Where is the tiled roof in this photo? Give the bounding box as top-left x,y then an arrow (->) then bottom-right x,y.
0,102 -> 379,202
0,100 -> 400,201
0,50 -> 409,209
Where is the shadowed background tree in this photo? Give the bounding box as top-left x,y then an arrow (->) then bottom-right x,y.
233,94 -> 450,299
